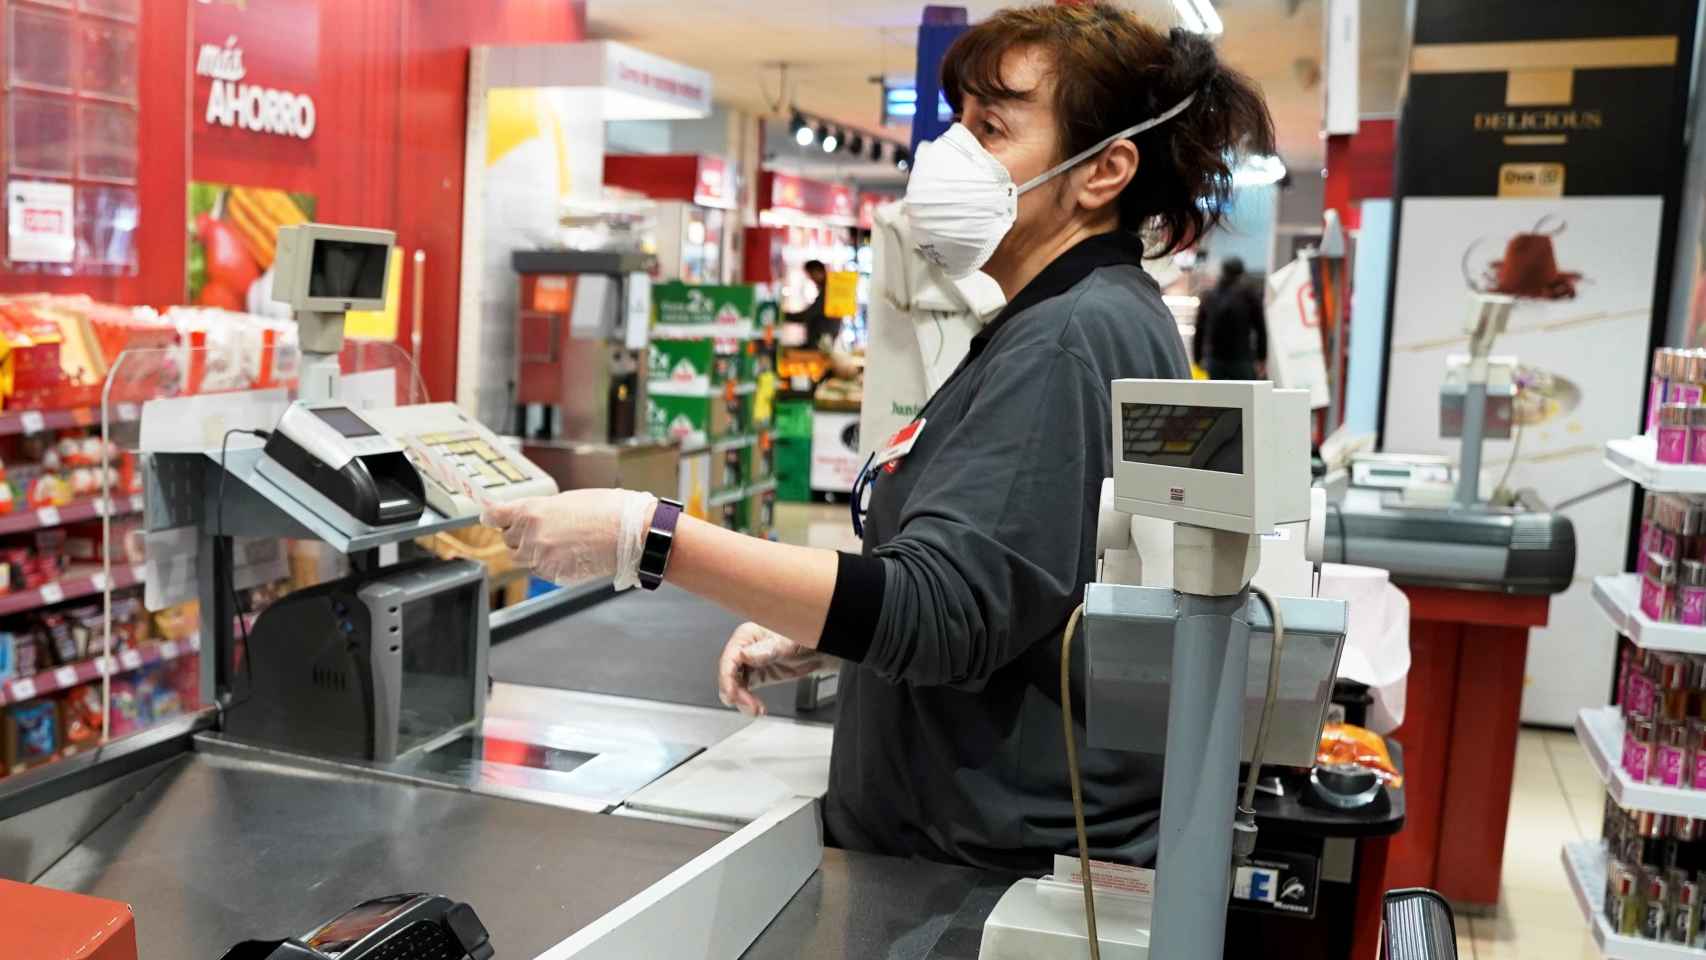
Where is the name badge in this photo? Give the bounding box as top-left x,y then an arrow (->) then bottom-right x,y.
874,419 -> 926,473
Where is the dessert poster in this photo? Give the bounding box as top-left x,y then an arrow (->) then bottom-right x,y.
1383,195 -> 1662,723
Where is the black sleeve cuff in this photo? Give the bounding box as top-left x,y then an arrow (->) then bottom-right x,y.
817,552 -> 886,662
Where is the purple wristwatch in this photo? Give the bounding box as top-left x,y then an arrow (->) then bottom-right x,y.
638,498 -> 684,591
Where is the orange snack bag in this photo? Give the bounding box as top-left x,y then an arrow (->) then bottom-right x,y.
1317,722 -> 1404,787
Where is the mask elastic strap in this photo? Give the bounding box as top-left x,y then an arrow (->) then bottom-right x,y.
1015,92 -> 1198,195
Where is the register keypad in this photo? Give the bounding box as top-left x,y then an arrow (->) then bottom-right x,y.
415,431 -> 523,491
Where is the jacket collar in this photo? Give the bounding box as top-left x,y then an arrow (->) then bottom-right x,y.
971,230 -> 1148,353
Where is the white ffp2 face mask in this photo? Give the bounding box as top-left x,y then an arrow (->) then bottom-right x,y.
903,94 -> 1196,279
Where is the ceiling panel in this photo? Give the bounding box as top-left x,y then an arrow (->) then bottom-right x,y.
588,0 -> 1329,169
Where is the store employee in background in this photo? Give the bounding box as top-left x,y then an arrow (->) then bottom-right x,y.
787,259 -> 842,350
487,3 -> 1274,873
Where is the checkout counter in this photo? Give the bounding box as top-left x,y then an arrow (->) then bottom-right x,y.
0,227 -> 1431,960
1322,295 -> 1578,907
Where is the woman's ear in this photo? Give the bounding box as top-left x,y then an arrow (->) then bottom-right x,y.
1078,140 -> 1139,214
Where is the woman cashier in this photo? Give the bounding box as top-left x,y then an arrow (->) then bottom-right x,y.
486,2 -> 1276,872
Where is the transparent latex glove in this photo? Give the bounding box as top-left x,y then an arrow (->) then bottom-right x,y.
717,622 -> 830,717
484,489 -> 656,590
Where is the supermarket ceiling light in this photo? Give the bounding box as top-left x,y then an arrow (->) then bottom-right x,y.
1232,154 -> 1287,186
790,111 -> 814,146
821,127 -> 840,153
1174,0 -> 1223,37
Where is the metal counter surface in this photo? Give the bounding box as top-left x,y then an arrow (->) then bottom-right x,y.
34,751 -> 724,958
742,848 -> 1011,960
491,584 -> 835,722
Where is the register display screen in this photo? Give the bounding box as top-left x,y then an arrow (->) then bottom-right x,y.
309,239 -> 388,301
1121,402 -> 1244,474
313,406 -> 380,438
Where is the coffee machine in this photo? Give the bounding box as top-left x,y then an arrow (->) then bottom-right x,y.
512,249 -> 679,498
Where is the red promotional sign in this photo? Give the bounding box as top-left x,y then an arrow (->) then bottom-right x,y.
191,0 -> 321,189
765,172 -> 856,223
694,156 -> 735,209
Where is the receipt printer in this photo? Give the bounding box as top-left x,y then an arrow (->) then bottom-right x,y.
218,894 -> 492,960
263,402 -> 426,526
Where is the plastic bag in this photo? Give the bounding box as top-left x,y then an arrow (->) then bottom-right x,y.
1318,722 -> 1404,787
1321,563 -> 1411,733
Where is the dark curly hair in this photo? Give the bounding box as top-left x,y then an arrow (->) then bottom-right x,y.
941,3 -> 1277,256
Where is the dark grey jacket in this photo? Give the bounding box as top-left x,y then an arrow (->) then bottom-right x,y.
817,231 -> 1190,872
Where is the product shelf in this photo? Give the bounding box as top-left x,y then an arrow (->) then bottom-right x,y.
0,635 -> 200,708
0,403 -> 140,438
1576,706 -> 1706,818
0,563 -> 146,618
1593,573 -> 1706,655
1606,437 -> 1706,494
1565,839 -> 1706,959
0,493 -> 144,538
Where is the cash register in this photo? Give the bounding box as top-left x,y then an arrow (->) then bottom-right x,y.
213,224 -> 555,765
1325,293 -> 1576,595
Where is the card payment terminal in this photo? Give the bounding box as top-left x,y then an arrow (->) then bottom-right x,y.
218,893 -> 493,960
262,402 -> 427,526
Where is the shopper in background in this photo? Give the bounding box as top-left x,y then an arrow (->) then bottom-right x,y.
1192,256 -> 1268,380
487,2 -> 1275,873
788,259 -> 842,350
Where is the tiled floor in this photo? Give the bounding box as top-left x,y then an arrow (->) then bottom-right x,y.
775,503 -> 1605,958
1467,727 -> 1605,960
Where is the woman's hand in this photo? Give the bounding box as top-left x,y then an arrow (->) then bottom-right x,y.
717,622 -> 830,717
484,489 -> 656,589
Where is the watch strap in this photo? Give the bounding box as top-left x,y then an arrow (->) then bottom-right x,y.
638,498 -> 683,591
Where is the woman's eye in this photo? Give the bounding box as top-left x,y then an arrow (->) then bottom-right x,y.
981,121 -> 1001,137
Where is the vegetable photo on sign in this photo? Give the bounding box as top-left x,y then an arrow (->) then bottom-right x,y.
185,181 -> 316,317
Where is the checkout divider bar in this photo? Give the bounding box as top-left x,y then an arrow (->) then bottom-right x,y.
536,796 -> 822,960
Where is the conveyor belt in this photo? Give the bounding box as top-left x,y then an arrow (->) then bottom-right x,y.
33,751 -> 723,958
492,584 -> 835,720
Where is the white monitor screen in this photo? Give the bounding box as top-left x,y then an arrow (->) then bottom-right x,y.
1121,402 -> 1243,474
310,239 -> 388,301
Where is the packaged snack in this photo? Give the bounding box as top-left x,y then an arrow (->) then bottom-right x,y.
13,628 -> 42,677
64,604 -> 102,661
59,685 -> 103,752
4,698 -> 61,772
151,601 -> 199,643
1316,722 -> 1405,787
106,675 -> 145,739
25,473 -> 72,508
38,612 -> 78,665
0,631 -> 15,681
111,596 -> 146,650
